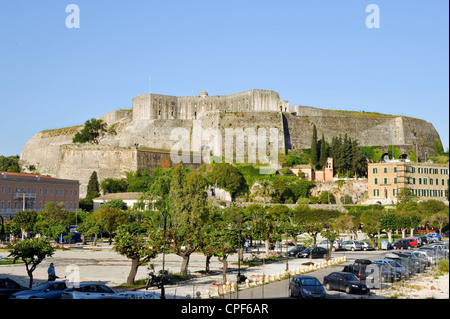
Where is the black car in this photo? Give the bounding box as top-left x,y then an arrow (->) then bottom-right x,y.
287,245 -> 307,257
289,275 -> 326,299
296,247 -> 328,259
391,239 -> 412,250
0,277 -> 29,299
323,272 -> 370,294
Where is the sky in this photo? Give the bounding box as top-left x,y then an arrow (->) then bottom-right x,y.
0,0 -> 448,156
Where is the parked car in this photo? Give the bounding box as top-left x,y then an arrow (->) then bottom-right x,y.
386,252 -> 426,273
296,247 -> 328,259
373,259 -> 410,279
391,239 -> 412,250
9,281 -> 68,299
404,238 -> 418,248
426,233 -> 441,243
317,240 -> 341,251
323,272 -> 369,294
360,241 -> 374,251
341,240 -> 362,251
342,259 -> 372,281
402,251 -> 432,268
289,275 -> 326,299
287,245 -> 307,257
419,235 -> 429,244
365,263 -> 401,285
61,282 -> 126,299
0,277 -> 29,299
117,291 -> 160,299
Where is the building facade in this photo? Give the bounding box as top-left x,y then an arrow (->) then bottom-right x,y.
0,171 -> 80,219
367,160 -> 449,204
292,158 -> 334,183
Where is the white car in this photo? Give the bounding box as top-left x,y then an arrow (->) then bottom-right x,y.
61,282 -> 126,299
117,291 -> 160,299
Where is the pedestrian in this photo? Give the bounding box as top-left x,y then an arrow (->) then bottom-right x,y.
245,240 -> 249,253
47,263 -> 57,281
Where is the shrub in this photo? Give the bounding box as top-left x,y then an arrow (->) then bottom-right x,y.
438,259 -> 449,273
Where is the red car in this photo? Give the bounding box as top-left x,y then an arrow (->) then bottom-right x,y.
404,238 -> 418,248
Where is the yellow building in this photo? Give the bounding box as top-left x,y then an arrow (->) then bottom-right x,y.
367,160 -> 449,204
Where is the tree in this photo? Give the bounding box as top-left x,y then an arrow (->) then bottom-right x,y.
169,166 -> 210,276
208,163 -> 247,197
318,134 -> 327,168
86,171 -> 100,199
0,155 -> 21,172
8,238 -> 55,288
310,124 -> 319,169
380,211 -> 399,243
113,224 -> 162,285
10,210 -> 37,240
100,178 -> 128,194
319,191 -> 335,204
94,206 -> 128,244
360,208 -> 383,248
257,180 -> 273,204
72,118 -> 116,144
34,202 -> 72,243
102,199 -> 128,210
431,211 -> 449,235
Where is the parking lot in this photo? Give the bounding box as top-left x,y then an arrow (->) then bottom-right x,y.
1,237 -> 448,299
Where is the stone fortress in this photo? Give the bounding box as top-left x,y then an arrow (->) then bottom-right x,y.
20,89 -> 442,197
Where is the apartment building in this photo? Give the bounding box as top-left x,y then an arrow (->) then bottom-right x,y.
367,160 -> 449,204
0,171 -> 80,219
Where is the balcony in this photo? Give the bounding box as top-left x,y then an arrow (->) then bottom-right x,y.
13,193 -> 37,199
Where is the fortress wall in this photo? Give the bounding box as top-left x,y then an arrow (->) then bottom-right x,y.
58,145 -> 138,197
19,126 -> 81,177
284,113 -> 440,160
213,111 -> 285,163
132,90 -> 282,121
98,110 -> 132,125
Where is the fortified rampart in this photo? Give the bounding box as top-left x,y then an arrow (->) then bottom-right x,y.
20,89 -> 442,197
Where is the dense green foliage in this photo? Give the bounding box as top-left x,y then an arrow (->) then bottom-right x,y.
0,155 -> 21,172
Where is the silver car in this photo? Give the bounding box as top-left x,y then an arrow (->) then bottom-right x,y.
341,240 -> 362,251
360,241 -> 374,251
61,282 -> 126,299
117,291 -> 160,299
317,239 -> 341,251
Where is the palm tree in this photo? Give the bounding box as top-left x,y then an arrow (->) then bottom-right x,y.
258,180 -> 273,204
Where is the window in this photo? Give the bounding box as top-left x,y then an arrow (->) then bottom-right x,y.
384,167 -> 388,173
1,186 -> 4,194
394,167 -> 397,173
374,189 -> 379,196
412,178 -> 415,184
430,179 -> 433,185
374,178 -> 378,185
384,178 -> 388,184
419,178 -> 422,185
394,177 -> 397,184
373,168 -> 378,174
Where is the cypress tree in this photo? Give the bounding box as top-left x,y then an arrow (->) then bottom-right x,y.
319,134 -> 327,169
310,124 -> 319,168
87,171 -> 100,199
